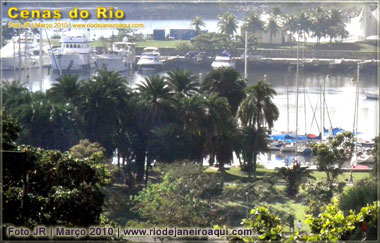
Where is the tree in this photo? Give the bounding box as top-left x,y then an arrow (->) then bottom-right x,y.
2,114 -> 109,228
243,12 -> 264,34
176,41 -> 192,56
238,81 -> 279,179
133,163 -> 221,227
191,16 -> 206,35
2,80 -> 31,113
325,9 -> 345,43
240,126 -> 269,178
312,131 -> 355,189
69,139 -> 106,159
238,81 -> 279,129
137,75 -> 175,183
242,206 -> 283,241
202,67 -> 246,115
218,12 -> 238,37
15,92 -> 80,151
265,16 -> 280,44
78,68 -> 130,156
166,69 -> 199,98
296,12 -> 312,42
277,162 -> 315,197
47,74 -> 81,105
310,7 -> 328,44
338,180 -> 377,213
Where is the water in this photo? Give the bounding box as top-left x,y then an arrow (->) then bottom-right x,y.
3,64 -> 378,168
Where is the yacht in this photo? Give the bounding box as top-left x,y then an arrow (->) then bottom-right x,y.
1,32 -> 50,70
95,40 -> 135,72
136,47 -> 164,71
50,34 -> 94,72
211,50 -> 235,70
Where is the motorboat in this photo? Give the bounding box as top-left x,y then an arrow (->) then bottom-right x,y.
136,47 -> 164,71
1,31 -> 50,70
269,141 -> 283,151
211,50 -> 235,70
95,40 -> 135,72
50,34 -> 95,72
364,92 -> 378,100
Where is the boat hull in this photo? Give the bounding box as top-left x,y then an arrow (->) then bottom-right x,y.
95,55 -> 134,72
1,55 -> 50,70
50,53 -> 94,71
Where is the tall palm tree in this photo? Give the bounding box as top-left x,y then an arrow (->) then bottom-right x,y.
238,81 -> 279,129
241,126 -> 269,179
243,12 -> 264,34
238,81 -> 279,179
203,95 -> 232,167
311,7 -> 328,44
201,67 -> 246,115
265,16 -> 280,44
218,12 -> 238,37
296,12 -> 312,41
166,69 -> 199,98
283,14 -> 297,34
78,69 -> 130,156
191,16 -> 206,35
47,74 -> 81,104
137,75 -> 175,183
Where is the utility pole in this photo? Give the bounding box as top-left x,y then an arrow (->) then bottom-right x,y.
244,30 -> 248,79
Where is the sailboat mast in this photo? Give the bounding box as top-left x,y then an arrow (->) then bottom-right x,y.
39,29 -> 43,91
295,35 -> 300,155
244,30 -> 248,79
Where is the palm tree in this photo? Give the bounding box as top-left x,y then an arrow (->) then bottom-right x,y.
16,92 -> 79,150
191,16 -> 206,35
218,12 -> 238,37
238,81 -> 279,129
296,12 -> 312,41
326,9 -> 344,43
201,67 -> 246,115
265,16 -> 280,44
283,14 -> 297,34
137,75 -> 175,183
2,80 -> 31,112
78,68 -> 130,156
47,74 -> 81,104
241,126 -> 269,179
243,12 -> 264,34
203,95 -> 232,167
310,7 -> 328,44
166,69 -> 199,98
238,81 -> 279,179
277,162 -> 315,197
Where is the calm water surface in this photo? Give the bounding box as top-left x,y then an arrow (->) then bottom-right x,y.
2,64 -> 378,168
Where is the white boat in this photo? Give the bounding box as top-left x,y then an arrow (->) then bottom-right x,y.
269,141 -> 283,151
95,40 -> 135,72
364,92 -> 378,100
211,51 -> 235,70
50,34 -> 94,71
280,143 -> 296,153
1,32 -> 50,70
136,47 -> 164,71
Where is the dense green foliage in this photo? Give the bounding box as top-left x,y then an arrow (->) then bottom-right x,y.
312,131 -> 355,189
2,112 -> 110,227
133,163 -> 222,227
338,180 -> 377,213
